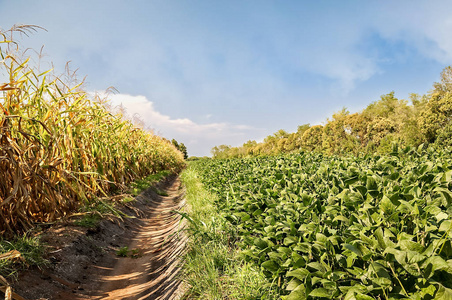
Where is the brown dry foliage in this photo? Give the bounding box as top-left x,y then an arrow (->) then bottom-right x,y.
0,25 -> 186,235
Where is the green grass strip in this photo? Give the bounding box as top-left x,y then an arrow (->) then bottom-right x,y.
180,164 -> 278,299
0,234 -> 48,278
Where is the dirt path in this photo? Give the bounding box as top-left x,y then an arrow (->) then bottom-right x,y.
12,175 -> 188,300
96,177 -> 187,299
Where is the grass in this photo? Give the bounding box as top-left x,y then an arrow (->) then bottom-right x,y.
116,246 -> 129,257
73,201 -> 110,228
74,170 -> 172,228
179,165 -> 278,299
129,170 -> 171,196
151,186 -> 169,196
73,213 -> 103,228
0,168 -> 172,289
116,246 -> 142,258
0,234 -> 48,279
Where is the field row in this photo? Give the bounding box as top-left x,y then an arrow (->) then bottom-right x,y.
192,147 -> 452,299
0,29 -> 186,235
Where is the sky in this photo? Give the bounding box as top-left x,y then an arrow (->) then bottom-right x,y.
1,0 -> 452,156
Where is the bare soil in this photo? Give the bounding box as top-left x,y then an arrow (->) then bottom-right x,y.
11,175 -> 188,300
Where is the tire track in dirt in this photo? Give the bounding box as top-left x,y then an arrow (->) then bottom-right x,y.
94,176 -> 188,300
11,176 -> 187,300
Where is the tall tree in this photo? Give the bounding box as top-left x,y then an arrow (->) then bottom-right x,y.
172,139 -> 188,159
301,125 -> 323,152
419,66 -> 452,143
433,66 -> 452,95
419,92 -> 452,142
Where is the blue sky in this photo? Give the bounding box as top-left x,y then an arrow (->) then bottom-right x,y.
1,1 -> 452,156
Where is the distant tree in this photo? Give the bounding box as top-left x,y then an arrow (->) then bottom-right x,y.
343,113 -> 370,147
211,144 -> 231,159
273,129 -> 289,139
418,66 -> 452,143
294,124 -> 310,149
243,140 -> 257,148
179,143 -> 188,159
301,125 -> 323,152
436,123 -> 452,147
171,139 -> 179,149
409,93 -> 428,107
364,92 -> 402,119
242,140 -> 258,156
171,139 -> 188,159
389,93 -> 426,147
362,92 -> 416,150
322,108 -> 360,154
433,66 -> 452,95
208,66 -> 452,159
419,92 -> 452,142
297,124 -> 311,134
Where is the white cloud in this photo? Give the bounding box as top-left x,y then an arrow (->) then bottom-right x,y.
5,0 -> 452,148
102,93 -> 264,156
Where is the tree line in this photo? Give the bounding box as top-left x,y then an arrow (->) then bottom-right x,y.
211,66 -> 452,159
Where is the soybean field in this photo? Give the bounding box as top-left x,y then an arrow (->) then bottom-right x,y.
191,146 -> 452,299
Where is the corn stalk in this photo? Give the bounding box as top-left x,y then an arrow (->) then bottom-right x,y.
0,25 -> 186,235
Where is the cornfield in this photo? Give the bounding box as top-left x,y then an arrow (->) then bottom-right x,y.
0,25 -> 185,235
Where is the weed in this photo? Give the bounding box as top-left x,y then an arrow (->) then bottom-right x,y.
0,234 -> 48,278
73,201 -> 111,228
116,247 -> 142,258
116,247 -> 129,257
130,248 -> 142,259
121,197 -> 135,204
129,171 -> 171,196
151,186 -> 169,197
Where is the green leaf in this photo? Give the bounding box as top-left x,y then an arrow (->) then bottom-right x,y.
400,240 -> 424,253
287,268 -> 310,280
345,176 -> 359,186
420,284 -> 436,298
369,261 -> 391,280
439,220 -> 452,233
253,209 -> 263,216
366,176 -> 378,191
333,215 -> 349,222
235,212 -> 250,221
309,288 -> 332,298
307,262 -> 327,273
372,276 -> 392,287
375,227 -> 386,250
422,256 -> 451,273
344,243 -> 363,257
254,238 -> 268,250
436,212 -> 449,222
435,284 -> 452,300
354,185 -> 367,197
355,294 -> 374,300
440,170 -> 452,183
434,187 -> 452,206
268,251 -> 283,261
283,283 -> 307,300
286,278 -> 303,291
343,285 -> 371,300
261,260 -> 280,273
380,195 -> 396,214
284,236 -> 298,246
